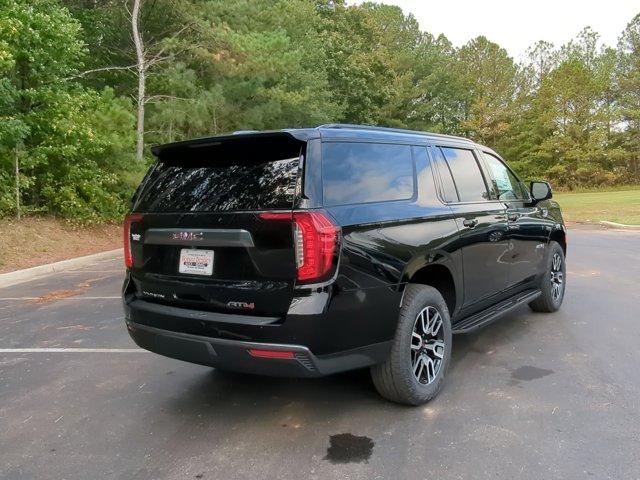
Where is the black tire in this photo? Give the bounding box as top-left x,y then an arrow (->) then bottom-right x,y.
371,284 -> 452,406
529,241 -> 566,312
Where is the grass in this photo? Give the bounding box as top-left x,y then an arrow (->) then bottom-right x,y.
553,188 -> 640,225
555,184 -> 640,194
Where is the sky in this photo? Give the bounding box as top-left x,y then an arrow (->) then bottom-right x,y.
349,0 -> 640,60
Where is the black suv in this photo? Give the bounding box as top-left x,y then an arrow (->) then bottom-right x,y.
123,124 -> 566,405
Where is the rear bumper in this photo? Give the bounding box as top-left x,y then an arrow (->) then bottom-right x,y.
126,319 -> 390,378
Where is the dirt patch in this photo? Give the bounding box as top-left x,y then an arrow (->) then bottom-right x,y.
0,217 -> 121,274
30,275 -> 109,304
33,289 -> 81,304
55,325 -> 94,331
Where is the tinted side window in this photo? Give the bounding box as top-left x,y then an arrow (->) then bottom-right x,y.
439,147 -> 489,202
322,142 -> 414,206
432,148 -> 459,202
482,152 -> 525,201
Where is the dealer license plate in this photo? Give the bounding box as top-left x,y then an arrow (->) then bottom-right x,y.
178,249 -> 214,276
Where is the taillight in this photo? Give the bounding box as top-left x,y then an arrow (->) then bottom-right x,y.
259,211 -> 339,283
292,212 -> 338,281
123,213 -> 143,268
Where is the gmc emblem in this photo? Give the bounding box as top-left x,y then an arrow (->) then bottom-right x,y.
172,231 -> 204,241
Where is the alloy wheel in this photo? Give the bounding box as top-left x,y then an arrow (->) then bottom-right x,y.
550,252 -> 564,302
410,306 -> 445,385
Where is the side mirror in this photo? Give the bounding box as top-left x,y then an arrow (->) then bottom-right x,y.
530,181 -> 552,202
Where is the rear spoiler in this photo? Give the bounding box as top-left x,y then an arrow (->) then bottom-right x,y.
150,131 -> 312,160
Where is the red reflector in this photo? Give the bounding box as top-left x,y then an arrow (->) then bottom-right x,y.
258,212 -> 292,221
123,213 -> 143,268
248,349 -> 295,359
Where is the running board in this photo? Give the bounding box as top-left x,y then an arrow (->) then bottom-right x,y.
452,289 -> 541,334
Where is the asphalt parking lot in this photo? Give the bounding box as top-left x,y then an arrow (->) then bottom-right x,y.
1,227 -> 639,480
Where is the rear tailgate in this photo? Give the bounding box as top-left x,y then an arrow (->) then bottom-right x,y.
127,133 -> 303,317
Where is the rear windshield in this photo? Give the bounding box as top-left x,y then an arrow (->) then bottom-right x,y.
134,157 -> 299,212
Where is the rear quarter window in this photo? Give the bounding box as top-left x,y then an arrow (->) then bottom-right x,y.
439,147 -> 489,202
432,148 -> 459,203
322,142 -> 415,206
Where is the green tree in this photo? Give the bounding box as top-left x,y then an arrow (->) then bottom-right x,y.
321,1 -> 423,127
3,1 -> 640,223
533,47 -> 618,186
142,0 -> 343,143
0,0 -> 136,219
527,40 -> 558,87
617,14 -> 640,178
512,28 -> 629,187
410,33 -> 468,133
456,37 -> 520,148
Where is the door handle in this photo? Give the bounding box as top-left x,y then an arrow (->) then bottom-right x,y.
507,212 -> 519,222
462,219 -> 478,228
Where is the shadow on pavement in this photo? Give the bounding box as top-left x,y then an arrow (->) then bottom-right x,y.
154,306 -> 543,425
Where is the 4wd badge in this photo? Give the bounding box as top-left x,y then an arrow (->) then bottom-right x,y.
227,301 -> 255,310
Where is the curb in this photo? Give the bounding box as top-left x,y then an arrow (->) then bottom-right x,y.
0,249 -> 123,289
599,221 -> 640,230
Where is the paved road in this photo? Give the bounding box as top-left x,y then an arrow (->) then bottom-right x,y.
1,228 -> 639,480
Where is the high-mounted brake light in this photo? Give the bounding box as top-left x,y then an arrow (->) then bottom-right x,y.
123,213 -> 143,268
259,211 -> 339,283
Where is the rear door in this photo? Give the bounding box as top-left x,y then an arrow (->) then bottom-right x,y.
431,145 -> 511,310
127,133 -> 303,317
480,151 -> 550,289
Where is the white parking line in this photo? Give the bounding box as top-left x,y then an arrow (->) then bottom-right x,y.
63,270 -> 123,273
0,348 -> 147,353
0,296 -> 120,300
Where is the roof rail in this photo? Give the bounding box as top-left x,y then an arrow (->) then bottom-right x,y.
232,130 -> 260,135
317,123 -> 472,142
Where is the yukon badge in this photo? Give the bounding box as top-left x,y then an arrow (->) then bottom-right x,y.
142,290 -> 165,299
227,301 -> 255,310
172,231 -> 204,241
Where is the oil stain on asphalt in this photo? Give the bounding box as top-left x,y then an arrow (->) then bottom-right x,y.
511,366 -> 554,381
507,365 -> 553,387
324,433 -> 374,464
